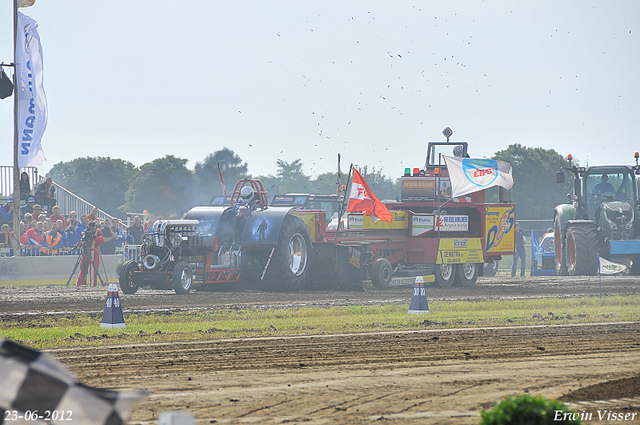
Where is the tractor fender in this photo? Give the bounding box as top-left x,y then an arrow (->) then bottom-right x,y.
184,205 -> 296,246
554,204 -> 575,241
240,207 -> 293,246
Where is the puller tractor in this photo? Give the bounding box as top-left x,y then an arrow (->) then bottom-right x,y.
119,179 -> 316,294
554,153 -> 640,275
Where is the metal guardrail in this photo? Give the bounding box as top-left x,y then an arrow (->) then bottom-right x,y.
0,166 -> 40,197
0,165 -> 113,221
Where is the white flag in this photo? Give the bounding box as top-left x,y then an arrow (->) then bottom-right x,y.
599,256 -> 627,275
16,12 -> 47,168
444,156 -> 514,199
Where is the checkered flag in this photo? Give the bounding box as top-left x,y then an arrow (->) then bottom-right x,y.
0,339 -> 148,425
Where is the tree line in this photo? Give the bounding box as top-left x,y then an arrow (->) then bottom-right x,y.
47,145 -> 574,221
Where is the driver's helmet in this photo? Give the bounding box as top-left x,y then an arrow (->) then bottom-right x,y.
240,186 -> 256,204
453,145 -> 464,157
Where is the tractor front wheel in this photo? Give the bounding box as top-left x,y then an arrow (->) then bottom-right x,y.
566,225 -> 598,276
119,260 -> 139,294
173,262 -> 193,295
554,216 -> 568,276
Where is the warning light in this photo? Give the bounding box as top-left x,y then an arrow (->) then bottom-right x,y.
434,167 -> 440,176
635,152 -> 639,159
404,168 -> 411,176
567,154 -> 573,161
413,168 -> 420,176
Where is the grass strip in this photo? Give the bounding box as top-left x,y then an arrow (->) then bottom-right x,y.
1,295 -> 638,349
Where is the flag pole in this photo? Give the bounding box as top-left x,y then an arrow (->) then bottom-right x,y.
334,163 -> 353,280
12,0 -> 21,254
598,253 -> 602,299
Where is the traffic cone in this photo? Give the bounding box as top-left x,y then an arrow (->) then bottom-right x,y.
101,283 -> 126,329
408,276 -> 429,314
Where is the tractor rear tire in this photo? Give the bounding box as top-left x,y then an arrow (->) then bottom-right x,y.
173,262 -> 193,295
566,224 -> 598,276
262,215 -> 312,292
119,260 -> 139,294
370,258 -> 393,288
455,263 -> 479,287
434,263 -> 456,288
554,216 -> 568,276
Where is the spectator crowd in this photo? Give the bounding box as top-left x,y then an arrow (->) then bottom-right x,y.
0,199 -> 131,256
1,176 -> 153,257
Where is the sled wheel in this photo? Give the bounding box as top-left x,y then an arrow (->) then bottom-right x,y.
119,260 -> 139,294
434,263 -> 456,288
370,258 -> 393,288
483,260 -> 499,277
455,263 -> 479,287
173,262 -> 193,295
263,215 -> 312,292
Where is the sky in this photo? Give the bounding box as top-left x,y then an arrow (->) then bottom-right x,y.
1,1 -> 639,180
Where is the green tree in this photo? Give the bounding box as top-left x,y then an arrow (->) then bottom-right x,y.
311,172 -> 342,195
275,159 -> 312,193
121,155 -> 194,218
193,148 -> 249,204
48,157 -> 137,218
358,166 -> 399,201
493,144 -> 574,220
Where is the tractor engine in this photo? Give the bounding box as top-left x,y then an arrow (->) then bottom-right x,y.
140,220 -> 199,271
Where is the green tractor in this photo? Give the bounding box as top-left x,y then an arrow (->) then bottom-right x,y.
554,154 -> 640,276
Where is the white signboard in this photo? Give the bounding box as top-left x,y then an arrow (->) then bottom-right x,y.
412,215 -> 434,236
347,214 -> 364,229
436,215 -> 468,231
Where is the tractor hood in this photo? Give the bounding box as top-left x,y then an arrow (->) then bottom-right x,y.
602,201 -> 634,230
184,205 -> 295,246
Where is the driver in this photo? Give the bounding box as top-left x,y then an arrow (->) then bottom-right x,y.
240,186 -> 258,209
593,174 -> 615,196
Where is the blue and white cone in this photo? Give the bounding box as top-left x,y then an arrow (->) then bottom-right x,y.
408,276 -> 429,314
101,283 -> 126,329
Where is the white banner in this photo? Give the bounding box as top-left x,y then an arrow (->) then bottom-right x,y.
16,12 -> 47,168
599,256 -> 627,275
444,156 -> 513,199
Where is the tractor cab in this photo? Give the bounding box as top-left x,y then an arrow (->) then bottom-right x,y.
424,141 -> 469,169
578,167 -> 637,239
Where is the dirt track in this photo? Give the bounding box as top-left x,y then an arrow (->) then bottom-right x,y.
46,322 -> 638,425
2,275 -> 640,424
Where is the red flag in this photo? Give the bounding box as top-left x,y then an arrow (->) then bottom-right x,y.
347,168 -> 392,222
217,163 -> 227,197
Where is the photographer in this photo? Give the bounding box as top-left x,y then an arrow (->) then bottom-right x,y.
76,221 -> 104,287
100,218 -> 117,255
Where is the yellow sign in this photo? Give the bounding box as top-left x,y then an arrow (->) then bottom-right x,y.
290,211 -> 316,241
436,238 -> 484,264
484,206 -> 515,254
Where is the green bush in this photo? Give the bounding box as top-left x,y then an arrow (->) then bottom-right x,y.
480,394 -> 582,425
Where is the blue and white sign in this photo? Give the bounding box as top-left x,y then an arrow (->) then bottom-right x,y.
444,156 -> 514,198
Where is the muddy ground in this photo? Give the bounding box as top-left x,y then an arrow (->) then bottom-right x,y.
2,275 -> 639,424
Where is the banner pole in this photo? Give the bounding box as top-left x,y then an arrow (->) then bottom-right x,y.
12,0 -> 21,255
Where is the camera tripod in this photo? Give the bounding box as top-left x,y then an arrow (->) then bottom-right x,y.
66,244 -> 105,287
